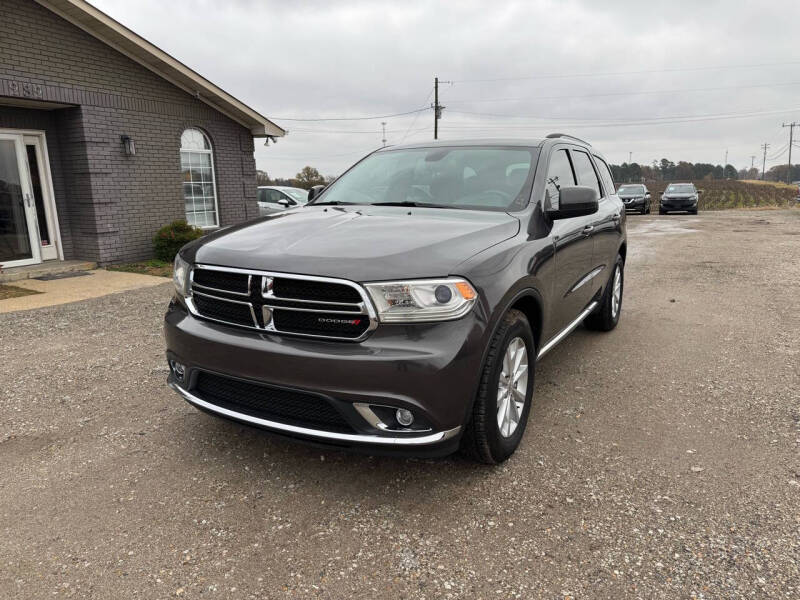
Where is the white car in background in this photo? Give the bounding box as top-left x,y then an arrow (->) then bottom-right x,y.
257,186 -> 309,216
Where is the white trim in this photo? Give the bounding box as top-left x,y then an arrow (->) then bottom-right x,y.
0,128 -> 64,261
0,133 -> 41,267
181,128 -> 219,229
23,133 -> 64,261
34,0 -> 285,137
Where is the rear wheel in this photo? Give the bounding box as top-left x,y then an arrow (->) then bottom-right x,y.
659,208 -> 666,215
584,255 -> 624,332
461,310 -> 535,464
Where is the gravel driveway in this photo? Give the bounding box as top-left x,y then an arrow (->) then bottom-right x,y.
1,210 -> 798,599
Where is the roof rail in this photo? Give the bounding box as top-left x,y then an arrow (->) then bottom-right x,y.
546,133 -> 591,146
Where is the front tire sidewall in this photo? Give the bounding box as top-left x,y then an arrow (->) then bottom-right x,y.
486,318 -> 535,461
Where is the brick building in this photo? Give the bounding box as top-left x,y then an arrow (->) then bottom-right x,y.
0,0 -> 284,268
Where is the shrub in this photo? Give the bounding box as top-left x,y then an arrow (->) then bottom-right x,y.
153,220 -> 204,262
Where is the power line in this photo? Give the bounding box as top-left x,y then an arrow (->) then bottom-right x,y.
444,81 -> 800,107
290,127 -> 429,135
271,107 -> 430,122
449,60 -> 800,84
438,111 -> 800,133
398,88 -> 434,144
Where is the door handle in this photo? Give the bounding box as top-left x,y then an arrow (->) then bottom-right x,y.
24,193 -> 32,208
582,225 -> 594,235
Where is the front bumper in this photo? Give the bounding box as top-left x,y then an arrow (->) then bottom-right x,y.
661,198 -> 697,211
164,300 -> 486,455
621,197 -> 645,209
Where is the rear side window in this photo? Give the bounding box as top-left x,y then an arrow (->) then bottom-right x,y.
570,150 -> 602,198
544,149 -> 576,209
594,156 -> 616,198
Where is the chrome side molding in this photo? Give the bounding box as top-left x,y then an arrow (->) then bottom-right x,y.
537,301 -> 599,360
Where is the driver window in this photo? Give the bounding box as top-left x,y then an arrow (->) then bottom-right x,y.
545,149 -> 576,210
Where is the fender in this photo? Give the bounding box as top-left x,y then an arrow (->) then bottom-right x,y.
459,286 -> 544,430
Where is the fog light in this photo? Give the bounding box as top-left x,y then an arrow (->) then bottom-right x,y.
396,408 -> 414,427
169,360 -> 186,383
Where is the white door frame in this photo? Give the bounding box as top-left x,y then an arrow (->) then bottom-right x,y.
0,128 -> 63,262
0,132 -> 41,268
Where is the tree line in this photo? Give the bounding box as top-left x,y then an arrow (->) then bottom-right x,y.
256,166 -> 337,190
610,159 -> 800,183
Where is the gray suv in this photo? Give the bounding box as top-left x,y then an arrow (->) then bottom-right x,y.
165,135 -> 627,463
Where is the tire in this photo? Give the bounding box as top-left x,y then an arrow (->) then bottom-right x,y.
461,309 -> 535,464
690,209 -> 698,215
659,208 -> 666,215
584,255 -> 624,332
640,205 -> 646,215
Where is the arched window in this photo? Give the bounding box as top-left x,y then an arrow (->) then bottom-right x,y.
180,128 -> 218,227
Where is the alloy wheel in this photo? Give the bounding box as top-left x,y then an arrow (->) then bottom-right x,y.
496,337 -> 529,438
611,265 -> 622,319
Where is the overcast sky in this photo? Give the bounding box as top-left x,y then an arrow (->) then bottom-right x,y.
92,0 -> 800,178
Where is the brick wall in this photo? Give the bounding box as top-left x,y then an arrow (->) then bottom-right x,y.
0,0 -> 258,263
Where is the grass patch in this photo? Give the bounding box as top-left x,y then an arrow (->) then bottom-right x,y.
107,259 -> 172,278
0,284 -> 43,300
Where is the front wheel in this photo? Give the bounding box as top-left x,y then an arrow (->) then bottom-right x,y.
461,309 -> 535,464
584,255 -> 624,331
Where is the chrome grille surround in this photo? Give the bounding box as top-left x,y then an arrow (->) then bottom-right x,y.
186,264 -> 378,341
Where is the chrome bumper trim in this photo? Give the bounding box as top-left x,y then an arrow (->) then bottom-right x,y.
537,300 -> 599,359
170,382 -> 460,446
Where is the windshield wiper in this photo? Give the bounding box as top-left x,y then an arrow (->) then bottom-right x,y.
310,201 -> 359,206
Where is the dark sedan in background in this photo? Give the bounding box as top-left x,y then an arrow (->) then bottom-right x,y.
660,183 -> 700,215
617,184 -> 651,214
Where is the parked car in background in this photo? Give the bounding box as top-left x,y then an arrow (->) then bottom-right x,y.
660,182 -> 700,215
166,135 -> 626,463
617,183 -> 651,214
257,186 -> 308,216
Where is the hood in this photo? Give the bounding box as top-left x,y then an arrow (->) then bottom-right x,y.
619,194 -> 644,199
186,205 -> 520,282
663,192 -> 697,199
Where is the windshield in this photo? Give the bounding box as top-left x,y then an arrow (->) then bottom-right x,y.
666,184 -> 695,194
312,146 -> 538,211
282,188 -> 308,203
618,185 -> 645,194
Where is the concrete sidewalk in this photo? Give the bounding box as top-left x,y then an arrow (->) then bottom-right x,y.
0,269 -> 169,313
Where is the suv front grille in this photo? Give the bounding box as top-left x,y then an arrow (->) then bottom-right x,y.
188,265 -> 375,341
193,371 -> 353,433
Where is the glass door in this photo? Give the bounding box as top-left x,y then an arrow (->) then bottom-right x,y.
0,133 -> 41,268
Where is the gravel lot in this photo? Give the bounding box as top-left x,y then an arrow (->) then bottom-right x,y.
1,210 -> 798,599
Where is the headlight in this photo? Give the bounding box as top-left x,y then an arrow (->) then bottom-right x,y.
173,254 -> 191,298
364,278 -> 477,322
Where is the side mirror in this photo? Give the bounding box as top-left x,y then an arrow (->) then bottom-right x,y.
697,189 -> 703,195
645,192 -> 651,198
307,185 -> 325,202
277,198 -> 290,207
546,186 -> 599,220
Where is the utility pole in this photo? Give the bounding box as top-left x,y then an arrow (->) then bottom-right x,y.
628,151 -> 632,164
783,122 -> 797,183
761,143 -> 770,180
750,155 -> 756,169
724,149 -> 728,169
381,121 -> 387,147
433,77 -> 446,140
